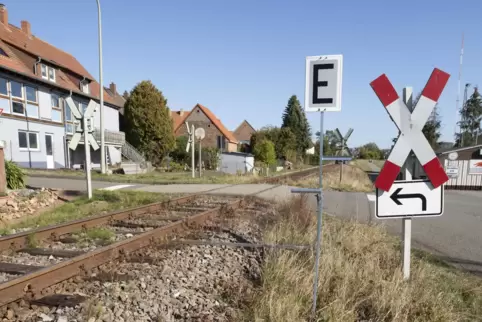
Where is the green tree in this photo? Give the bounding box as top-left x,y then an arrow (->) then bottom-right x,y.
170,136 -> 190,164
250,126 -> 296,161
123,80 -> 176,165
253,139 -> 276,166
456,88 -> 482,147
282,95 -> 312,158
358,142 -> 383,159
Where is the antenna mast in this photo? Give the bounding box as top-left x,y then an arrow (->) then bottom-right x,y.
455,33 -> 464,140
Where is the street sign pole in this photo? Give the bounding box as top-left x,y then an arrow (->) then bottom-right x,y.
313,111 -> 324,316
191,125 -> 195,178
67,98 -> 99,200
292,54 -> 344,319
402,87 -> 413,280
83,114 -> 93,199
199,139 -> 202,177
371,68 -> 451,281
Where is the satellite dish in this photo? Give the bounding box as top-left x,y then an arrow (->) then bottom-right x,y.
195,128 -> 205,140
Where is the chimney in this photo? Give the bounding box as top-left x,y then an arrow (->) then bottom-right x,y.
179,109 -> 184,116
0,4 -> 7,26
109,82 -> 116,96
21,20 -> 31,37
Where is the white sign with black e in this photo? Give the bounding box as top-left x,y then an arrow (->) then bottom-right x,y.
305,55 -> 343,112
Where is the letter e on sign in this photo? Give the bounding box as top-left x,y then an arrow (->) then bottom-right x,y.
305,55 -> 343,112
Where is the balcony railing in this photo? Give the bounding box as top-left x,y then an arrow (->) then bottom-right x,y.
67,127 -> 125,146
92,128 -> 125,146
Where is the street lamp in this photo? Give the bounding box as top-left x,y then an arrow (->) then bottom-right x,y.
96,0 -> 106,174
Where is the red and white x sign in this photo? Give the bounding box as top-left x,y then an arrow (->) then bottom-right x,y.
370,68 -> 450,192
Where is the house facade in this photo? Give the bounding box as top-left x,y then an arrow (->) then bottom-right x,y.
0,5 -> 137,170
172,104 -> 238,152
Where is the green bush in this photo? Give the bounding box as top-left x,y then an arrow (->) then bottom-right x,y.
5,161 -> 25,190
167,161 -> 185,172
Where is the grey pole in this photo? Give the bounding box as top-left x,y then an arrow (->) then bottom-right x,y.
96,0 -> 106,174
312,111 -> 324,317
191,125 -> 195,178
83,115 -> 93,199
199,139 -> 202,177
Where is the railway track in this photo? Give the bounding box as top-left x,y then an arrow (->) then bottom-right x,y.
0,168 -> 319,320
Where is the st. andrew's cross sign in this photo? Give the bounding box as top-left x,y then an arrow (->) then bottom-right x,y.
370,68 -> 450,192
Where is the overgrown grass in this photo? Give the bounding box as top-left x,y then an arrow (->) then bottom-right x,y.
25,167 -> 317,185
0,190 -> 174,234
287,164 -> 374,192
73,227 -> 116,246
246,198 -> 482,322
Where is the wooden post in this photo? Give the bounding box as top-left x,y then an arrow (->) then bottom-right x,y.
0,143 -> 6,194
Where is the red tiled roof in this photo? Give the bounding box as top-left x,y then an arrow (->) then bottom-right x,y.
171,110 -> 187,130
173,104 -> 238,144
0,21 -> 123,108
0,24 -> 93,79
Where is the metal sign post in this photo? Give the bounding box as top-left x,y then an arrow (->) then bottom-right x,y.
67,98 -> 100,199
292,54 -> 343,318
185,122 -> 195,178
371,68 -> 450,280
195,128 -> 205,178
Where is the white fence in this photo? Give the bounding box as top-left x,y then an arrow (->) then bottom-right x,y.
444,159 -> 482,190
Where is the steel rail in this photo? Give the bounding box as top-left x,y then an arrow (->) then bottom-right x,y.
0,184 -> 245,252
0,198 -> 243,307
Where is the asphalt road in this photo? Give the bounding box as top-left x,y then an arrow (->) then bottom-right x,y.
27,176 -> 482,274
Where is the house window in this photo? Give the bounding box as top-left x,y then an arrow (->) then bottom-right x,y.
25,85 -> 37,102
81,82 -> 89,94
51,94 -> 62,123
217,136 -> 225,150
41,64 -> 56,82
0,78 -> 7,96
18,131 -> 39,151
51,109 -> 62,122
64,101 -> 72,122
48,68 -> 55,82
65,123 -> 74,134
41,65 -> 47,79
51,94 -> 60,108
10,81 -> 22,98
12,101 -> 25,115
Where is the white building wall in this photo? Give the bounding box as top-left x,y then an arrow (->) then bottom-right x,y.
219,153 -> 253,174
0,117 -> 65,168
93,104 -> 119,132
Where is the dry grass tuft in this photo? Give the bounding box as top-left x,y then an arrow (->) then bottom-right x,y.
246,197 -> 482,322
286,164 -> 374,192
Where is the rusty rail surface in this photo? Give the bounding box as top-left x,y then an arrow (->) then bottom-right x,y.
0,198 -> 243,307
0,194 -> 198,252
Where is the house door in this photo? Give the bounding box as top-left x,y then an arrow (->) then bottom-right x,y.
45,134 -> 54,169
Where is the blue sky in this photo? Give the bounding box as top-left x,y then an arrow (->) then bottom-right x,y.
6,0 -> 481,148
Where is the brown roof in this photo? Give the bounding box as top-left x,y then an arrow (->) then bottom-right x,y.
171,110 -> 188,130
0,20 -> 123,108
173,104 -> 238,144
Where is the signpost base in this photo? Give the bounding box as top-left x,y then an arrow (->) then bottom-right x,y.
402,217 -> 411,280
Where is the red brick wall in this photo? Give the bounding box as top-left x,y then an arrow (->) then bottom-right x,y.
234,121 -> 255,142
175,106 -> 230,151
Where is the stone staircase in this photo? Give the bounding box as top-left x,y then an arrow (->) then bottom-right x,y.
120,141 -> 150,175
